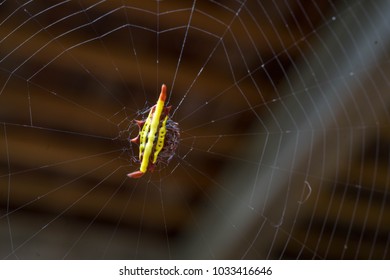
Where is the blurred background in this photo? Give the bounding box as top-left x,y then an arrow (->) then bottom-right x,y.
0,0 -> 389,259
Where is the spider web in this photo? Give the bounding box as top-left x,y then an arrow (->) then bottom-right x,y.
1,0 -> 390,260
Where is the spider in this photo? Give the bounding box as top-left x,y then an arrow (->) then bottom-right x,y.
127,84 -> 180,178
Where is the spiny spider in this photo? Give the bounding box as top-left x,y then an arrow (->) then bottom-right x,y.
128,84 -> 180,178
